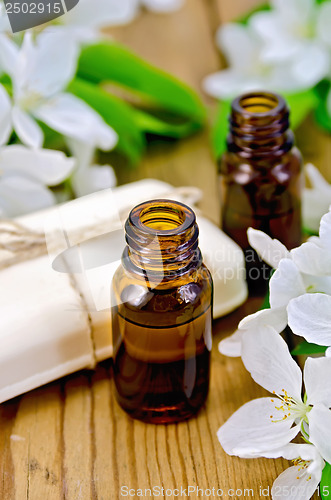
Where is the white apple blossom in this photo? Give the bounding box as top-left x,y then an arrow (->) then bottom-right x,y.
218,326 -> 331,464
0,32 -> 117,150
68,140 -> 117,197
203,0 -> 331,101
203,23 -> 309,101
250,0 -> 330,89
0,145 -> 75,217
219,224 -> 331,357
257,443 -> 325,500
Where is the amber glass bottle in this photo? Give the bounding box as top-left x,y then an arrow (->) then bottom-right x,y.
111,199 -> 213,424
220,91 -> 303,294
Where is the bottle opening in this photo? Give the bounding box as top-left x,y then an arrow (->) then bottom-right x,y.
140,204 -> 186,232
238,92 -> 280,115
129,199 -> 195,236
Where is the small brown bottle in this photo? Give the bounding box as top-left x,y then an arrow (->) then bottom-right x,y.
220,91 -> 303,294
111,199 -> 213,424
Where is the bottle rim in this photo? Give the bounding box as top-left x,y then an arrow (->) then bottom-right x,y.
231,91 -> 287,119
127,199 -> 196,237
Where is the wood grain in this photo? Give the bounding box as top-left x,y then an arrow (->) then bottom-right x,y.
0,0 -> 328,498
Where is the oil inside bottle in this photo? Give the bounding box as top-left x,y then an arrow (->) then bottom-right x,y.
112,281 -> 212,424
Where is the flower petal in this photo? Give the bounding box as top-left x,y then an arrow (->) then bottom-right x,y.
66,137 -> 94,170
271,464 -> 321,500
72,164 -> 117,197
0,4 -> 11,32
241,325 -> 302,400
261,442 -> 323,464
319,210 -> 331,248
34,93 -> 118,150
0,84 -> 12,146
291,240 -> 331,276
202,70 -> 259,100
308,404 -> 331,464
287,294 -> 331,346
303,188 -> 330,234
239,306 -> 288,333
141,0 -> 185,13
247,228 -> 290,269
12,106 -> 43,148
304,357 -> 331,407
291,43 -> 330,88
317,1 -> 331,48
216,23 -> 258,70
15,32 -> 78,99
302,274 -> 331,295
0,175 -> 55,217
217,397 -> 299,458
250,11 -> 300,63
0,145 -> 75,186
219,307 -> 288,359
218,328 -> 244,357
273,0 -> 315,28
269,259 -> 306,309
63,0 -> 138,28
305,163 -> 331,194
0,35 -> 19,76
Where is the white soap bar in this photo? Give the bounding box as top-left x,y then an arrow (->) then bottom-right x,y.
0,179 -> 247,403
0,256 -> 95,403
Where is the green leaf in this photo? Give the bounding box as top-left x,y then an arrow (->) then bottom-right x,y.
291,341 -> 328,356
212,90 -> 319,160
315,94 -> 331,134
260,292 -> 270,311
68,77 -> 146,166
76,42 -> 206,128
303,226 -> 319,237
320,463 -> 331,500
284,89 -> 319,129
211,100 -> 231,160
133,108 -> 201,138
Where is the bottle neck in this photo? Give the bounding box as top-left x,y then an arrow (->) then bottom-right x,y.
227,91 -> 294,159
123,200 -> 201,282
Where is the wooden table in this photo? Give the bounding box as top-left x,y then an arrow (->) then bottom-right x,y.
1,1 -> 330,498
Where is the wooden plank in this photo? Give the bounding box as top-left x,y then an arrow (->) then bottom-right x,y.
9,385 -> 63,500
0,0 -> 329,499
297,118 -> 331,182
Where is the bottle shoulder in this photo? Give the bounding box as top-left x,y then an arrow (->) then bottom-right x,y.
112,261 -> 213,326
220,145 -> 302,182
